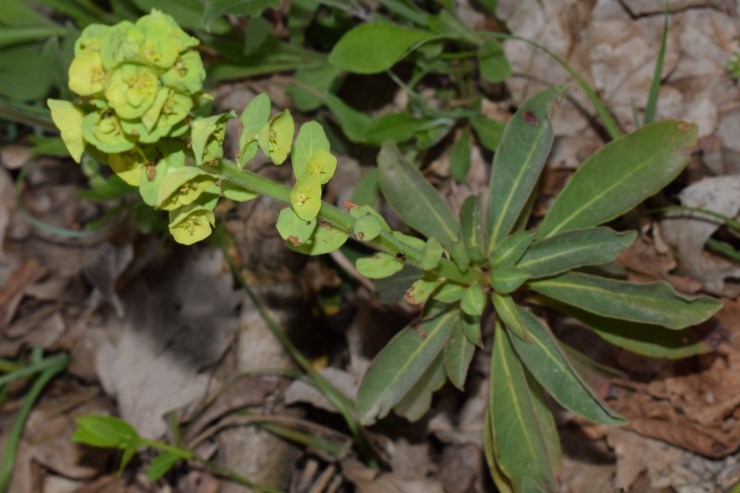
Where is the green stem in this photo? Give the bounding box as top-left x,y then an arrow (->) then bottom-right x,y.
138,439 -> 192,459
220,248 -> 378,468
214,161 -> 477,284
193,456 -> 286,493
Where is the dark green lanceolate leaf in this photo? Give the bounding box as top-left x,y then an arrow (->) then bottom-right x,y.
516,227 -> 636,278
478,39 -> 511,83
537,120 -> 699,239
287,63 -> 341,112
484,410 -> 515,493
487,86 -> 564,254
328,23 -> 435,74
357,304 -> 457,424
378,144 -> 459,248
530,272 -> 722,330
509,306 -> 626,425
292,121 -> 330,178
490,267 -> 529,294
553,301 -> 714,359
460,194 -> 486,263
0,44 -> 54,101
393,354 -> 447,421
323,93 -> 372,143
352,170 -> 379,206
202,0 -> 279,30
471,116 -> 505,152
356,252 -> 404,279
364,112 -> 432,145
490,231 -> 535,267
450,130 -> 472,182
445,315 -> 475,390
492,293 -> 530,342
489,324 -> 558,492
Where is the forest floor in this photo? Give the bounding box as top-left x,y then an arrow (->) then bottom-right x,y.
1,1 -> 740,492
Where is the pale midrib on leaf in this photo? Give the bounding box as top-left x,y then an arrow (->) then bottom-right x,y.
543,145 -> 670,238
535,279 -> 663,303
489,124 -> 548,251
519,313 -> 612,419
370,311 -> 455,415
495,333 -> 551,477
466,223 -> 482,252
518,241 -> 609,271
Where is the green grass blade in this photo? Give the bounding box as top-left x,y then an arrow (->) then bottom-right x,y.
643,11 -> 669,126
218,238 -> 377,466
0,353 -> 68,492
483,32 -> 622,140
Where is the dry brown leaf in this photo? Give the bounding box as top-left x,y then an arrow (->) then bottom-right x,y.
661,175 -> 740,297
341,458 -> 445,493
0,257 -> 47,328
284,367 -> 358,413
96,249 -> 241,437
2,384 -> 113,492
608,428 -> 740,492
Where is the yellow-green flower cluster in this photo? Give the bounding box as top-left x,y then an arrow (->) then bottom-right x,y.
47,11 -> 223,246
48,10 -> 204,167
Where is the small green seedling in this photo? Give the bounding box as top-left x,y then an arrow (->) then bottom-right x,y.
50,12 -> 722,492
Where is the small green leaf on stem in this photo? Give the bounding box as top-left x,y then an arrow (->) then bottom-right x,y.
356,252 -> 405,279
490,266 -> 529,294
461,282 -> 486,316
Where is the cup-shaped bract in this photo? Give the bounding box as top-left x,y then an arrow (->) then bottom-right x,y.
157,167 -> 217,211
168,204 -> 215,245
68,49 -> 106,96
161,50 -> 205,95
105,64 -> 161,120
306,150 -> 337,184
74,24 -> 110,56
290,173 -> 322,221
81,112 -> 135,154
109,148 -> 149,186
100,21 -> 144,71
258,110 -> 294,165
47,100 -> 86,163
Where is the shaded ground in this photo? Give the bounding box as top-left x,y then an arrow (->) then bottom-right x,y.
1,0 -> 740,492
